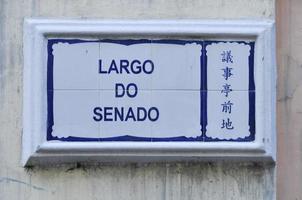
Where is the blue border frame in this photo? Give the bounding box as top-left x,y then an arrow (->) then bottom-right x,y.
46,39 -> 255,142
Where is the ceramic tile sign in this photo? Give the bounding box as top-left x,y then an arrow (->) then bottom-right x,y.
47,39 -> 255,142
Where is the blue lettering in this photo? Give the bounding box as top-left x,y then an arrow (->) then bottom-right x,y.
125,107 -> 136,121
108,60 -> 119,74
120,60 -> 130,74
130,60 -> 141,74
148,107 -> 159,122
143,60 -> 154,74
127,83 -> 138,98
98,60 -> 107,74
114,107 -> 124,121
98,59 -> 154,74
104,107 -> 113,121
93,107 -> 103,121
93,106 -> 159,122
115,83 -> 125,98
137,107 -> 147,121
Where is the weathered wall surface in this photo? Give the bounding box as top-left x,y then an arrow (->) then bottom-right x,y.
277,0 -> 302,199
0,1 -> 275,200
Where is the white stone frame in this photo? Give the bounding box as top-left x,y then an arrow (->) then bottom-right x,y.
22,19 -> 276,166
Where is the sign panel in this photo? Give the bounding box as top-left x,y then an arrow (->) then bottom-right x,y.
47,39 -> 255,142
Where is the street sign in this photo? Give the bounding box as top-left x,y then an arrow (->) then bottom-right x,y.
22,20 -> 275,165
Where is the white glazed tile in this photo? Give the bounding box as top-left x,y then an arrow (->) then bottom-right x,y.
99,41 -> 201,90
205,90 -> 253,140
149,90 -> 201,139
51,90 -> 100,139
99,90 -> 152,139
149,42 -> 202,90
206,42 -> 252,91
99,42 -> 153,90
52,41 -> 100,90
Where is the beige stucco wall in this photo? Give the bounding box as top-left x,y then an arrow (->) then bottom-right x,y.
0,1 -> 276,199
